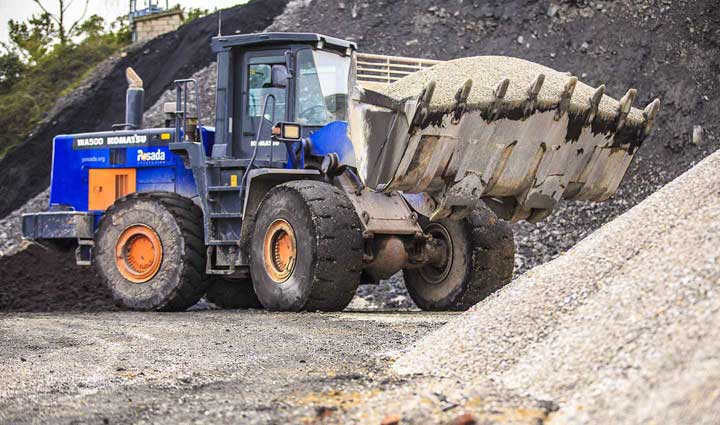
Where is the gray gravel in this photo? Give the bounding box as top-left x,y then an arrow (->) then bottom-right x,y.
392,149 -> 720,424
0,311 -> 450,424
143,62 -> 219,129
0,188 -> 49,257
378,55 -> 645,124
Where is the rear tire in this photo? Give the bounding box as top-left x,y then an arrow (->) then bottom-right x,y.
403,204 -> 515,311
250,180 -> 363,312
94,192 -> 209,311
205,277 -> 262,309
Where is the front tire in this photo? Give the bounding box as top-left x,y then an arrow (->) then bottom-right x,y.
94,192 -> 209,311
403,204 -> 515,311
249,180 -> 363,312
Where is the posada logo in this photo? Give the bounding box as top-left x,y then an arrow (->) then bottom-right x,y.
137,148 -> 166,163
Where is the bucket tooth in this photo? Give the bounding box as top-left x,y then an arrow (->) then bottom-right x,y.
422,80 -> 436,103
488,78 -> 510,121
616,88 -> 637,131
452,79 -> 473,124
526,73 -> 545,100
586,84 -> 606,126
410,80 -> 436,128
524,74 -> 545,115
494,78 -> 510,99
642,98 -> 661,135
555,76 -> 577,121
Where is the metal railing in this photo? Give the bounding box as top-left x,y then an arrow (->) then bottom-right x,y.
355,52 -> 442,89
173,78 -> 200,143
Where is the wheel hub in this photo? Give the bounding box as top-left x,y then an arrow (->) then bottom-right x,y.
115,224 -> 163,283
419,223 -> 453,284
263,219 -> 296,283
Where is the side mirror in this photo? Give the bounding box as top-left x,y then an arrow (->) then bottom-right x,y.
271,122 -> 302,142
271,64 -> 289,88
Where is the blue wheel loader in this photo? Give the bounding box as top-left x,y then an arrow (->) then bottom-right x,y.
22,33 -> 660,311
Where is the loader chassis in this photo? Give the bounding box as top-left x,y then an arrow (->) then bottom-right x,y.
22,33 -> 530,311
173,33 -> 426,275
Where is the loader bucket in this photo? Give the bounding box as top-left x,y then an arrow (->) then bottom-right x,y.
348,54 -> 660,222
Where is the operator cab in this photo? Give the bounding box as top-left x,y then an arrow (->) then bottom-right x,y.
210,33 -> 356,164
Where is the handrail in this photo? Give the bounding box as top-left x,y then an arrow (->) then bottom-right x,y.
241,93 -> 276,196
173,78 -> 200,143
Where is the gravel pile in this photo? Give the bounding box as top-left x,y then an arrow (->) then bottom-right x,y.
0,189 -> 48,257
392,149 -> 720,423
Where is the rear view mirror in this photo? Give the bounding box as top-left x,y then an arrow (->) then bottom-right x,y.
271,65 -> 289,88
271,122 -> 302,142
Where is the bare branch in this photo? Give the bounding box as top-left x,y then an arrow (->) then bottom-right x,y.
66,0 -> 90,35
31,0 -> 61,26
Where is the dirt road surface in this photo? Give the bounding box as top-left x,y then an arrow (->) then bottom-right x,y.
0,311 -> 450,424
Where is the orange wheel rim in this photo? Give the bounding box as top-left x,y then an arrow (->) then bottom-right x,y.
263,219 -> 296,283
115,224 -> 163,283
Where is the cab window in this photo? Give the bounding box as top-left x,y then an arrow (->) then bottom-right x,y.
245,57 -> 287,130
295,49 -> 351,126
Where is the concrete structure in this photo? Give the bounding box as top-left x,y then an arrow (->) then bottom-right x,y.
131,8 -> 183,43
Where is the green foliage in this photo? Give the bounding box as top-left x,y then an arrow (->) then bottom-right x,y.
0,5 -> 131,157
73,14 -> 105,39
0,50 -> 26,93
183,7 -> 211,23
8,13 -> 55,63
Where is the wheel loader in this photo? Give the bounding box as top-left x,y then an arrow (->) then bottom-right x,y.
21,33 -> 660,312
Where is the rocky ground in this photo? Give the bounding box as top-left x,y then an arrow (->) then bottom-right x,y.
0,311 -> 451,424
0,2 -> 718,421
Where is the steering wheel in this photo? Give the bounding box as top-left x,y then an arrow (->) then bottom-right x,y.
298,105 -> 327,123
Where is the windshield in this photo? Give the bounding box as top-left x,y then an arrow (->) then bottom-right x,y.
295,49 -> 351,126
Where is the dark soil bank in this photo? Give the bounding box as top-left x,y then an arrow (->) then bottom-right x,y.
0,0 -> 288,219
0,244 -> 116,311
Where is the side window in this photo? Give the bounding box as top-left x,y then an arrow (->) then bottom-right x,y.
245,58 -> 287,131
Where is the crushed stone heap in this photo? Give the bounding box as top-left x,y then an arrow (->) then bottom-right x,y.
394,149 -> 720,424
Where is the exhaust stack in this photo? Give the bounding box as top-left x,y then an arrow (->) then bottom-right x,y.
125,67 -> 144,130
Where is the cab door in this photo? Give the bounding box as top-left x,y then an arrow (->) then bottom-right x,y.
234,50 -> 291,165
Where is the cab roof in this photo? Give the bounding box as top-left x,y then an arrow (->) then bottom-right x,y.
211,32 -> 357,53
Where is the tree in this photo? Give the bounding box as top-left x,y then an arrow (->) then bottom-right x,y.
31,0 -> 90,47
184,7 -> 211,23
7,13 -> 55,62
0,50 -> 26,93
73,14 -> 105,40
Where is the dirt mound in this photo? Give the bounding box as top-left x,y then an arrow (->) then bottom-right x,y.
0,0 -> 289,219
393,149 -> 720,423
0,244 -> 117,312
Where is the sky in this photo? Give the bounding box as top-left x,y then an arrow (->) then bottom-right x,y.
0,0 -> 249,43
